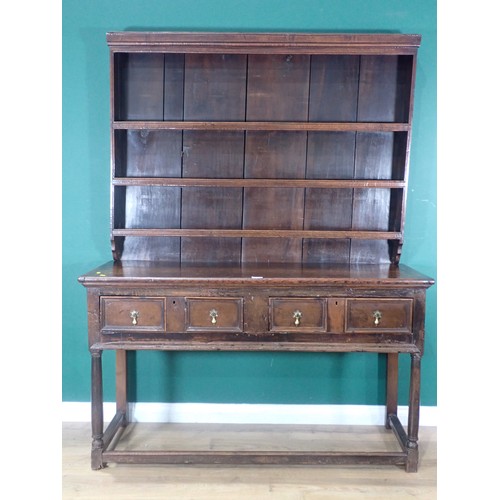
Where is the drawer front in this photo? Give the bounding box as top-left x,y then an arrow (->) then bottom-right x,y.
186,298 -> 243,332
345,299 -> 412,333
270,298 -> 327,333
100,297 -> 166,333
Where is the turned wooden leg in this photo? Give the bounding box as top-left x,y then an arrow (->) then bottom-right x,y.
386,353 -> 399,429
91,350 -> 104,470
116,349 -> 128,425
406,353 -> 421,472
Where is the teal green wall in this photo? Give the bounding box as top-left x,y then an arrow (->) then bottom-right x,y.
63,0 -> 437,406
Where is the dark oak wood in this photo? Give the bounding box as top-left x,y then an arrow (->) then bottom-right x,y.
90,351 -> 104,470
113,178 -> 407,188
105,32 -> 421,55
80,32 -> 434,473
113,121 -> 411,131
385,353 -> 399,428
115,350 -> 128,422
112,228 -> 403,239
102,449 -> 408,466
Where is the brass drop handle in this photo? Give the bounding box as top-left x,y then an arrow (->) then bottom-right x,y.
209,309 -> 218,325
130,310 -> 139,326
293,310 -> 302,326
373,310 -> 382,326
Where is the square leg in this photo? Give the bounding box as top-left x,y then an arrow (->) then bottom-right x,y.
386,353 -> 399,428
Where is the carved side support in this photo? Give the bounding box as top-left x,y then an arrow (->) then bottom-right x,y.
111,235 -> 124,261
389,239 -> 403,264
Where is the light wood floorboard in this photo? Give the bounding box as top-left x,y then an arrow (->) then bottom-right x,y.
63,422 -> 436,499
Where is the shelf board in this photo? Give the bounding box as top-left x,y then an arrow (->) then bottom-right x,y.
113,121 -> 410,132
113,178 -> 406,189
112,228 -> 402,240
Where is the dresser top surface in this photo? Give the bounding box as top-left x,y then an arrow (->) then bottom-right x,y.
79,262 -> 433,288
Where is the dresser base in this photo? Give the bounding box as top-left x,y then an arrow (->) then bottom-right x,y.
81,263 -> 431,473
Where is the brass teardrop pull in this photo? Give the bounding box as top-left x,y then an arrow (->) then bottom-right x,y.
130,310 -> 139,326
293,310 -> 302,326
373,310 -> 382,326
209,309 -> 218,325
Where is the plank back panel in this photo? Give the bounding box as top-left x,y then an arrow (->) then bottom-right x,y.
242,131 -> 307,263
181,131 -> 244,262
304,55 -> 359,263
357,55 -> 412,123
350,133 -> 394,263
115,53 -> 164,120
184,54 -> 247,121
246,54 -> 311,122
182,55 -> 247,262
308,55 -> 360,122
163,54 -> 185,119
119,131 -> 182,260
243,55 -> 310,262
116,54 -> 184,260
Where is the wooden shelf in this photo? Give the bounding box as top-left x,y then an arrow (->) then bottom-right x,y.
112,178 -> 406,189
113,121 -> 411,132
112,229 -> 403,240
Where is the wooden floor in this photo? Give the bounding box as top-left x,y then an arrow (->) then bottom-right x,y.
62,422 -> 437,499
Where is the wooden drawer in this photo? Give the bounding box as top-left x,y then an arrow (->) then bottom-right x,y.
186,298 -> 243,332
269,298 -> 327,333
345,299 -> 412,333
100,297 -> 166,333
